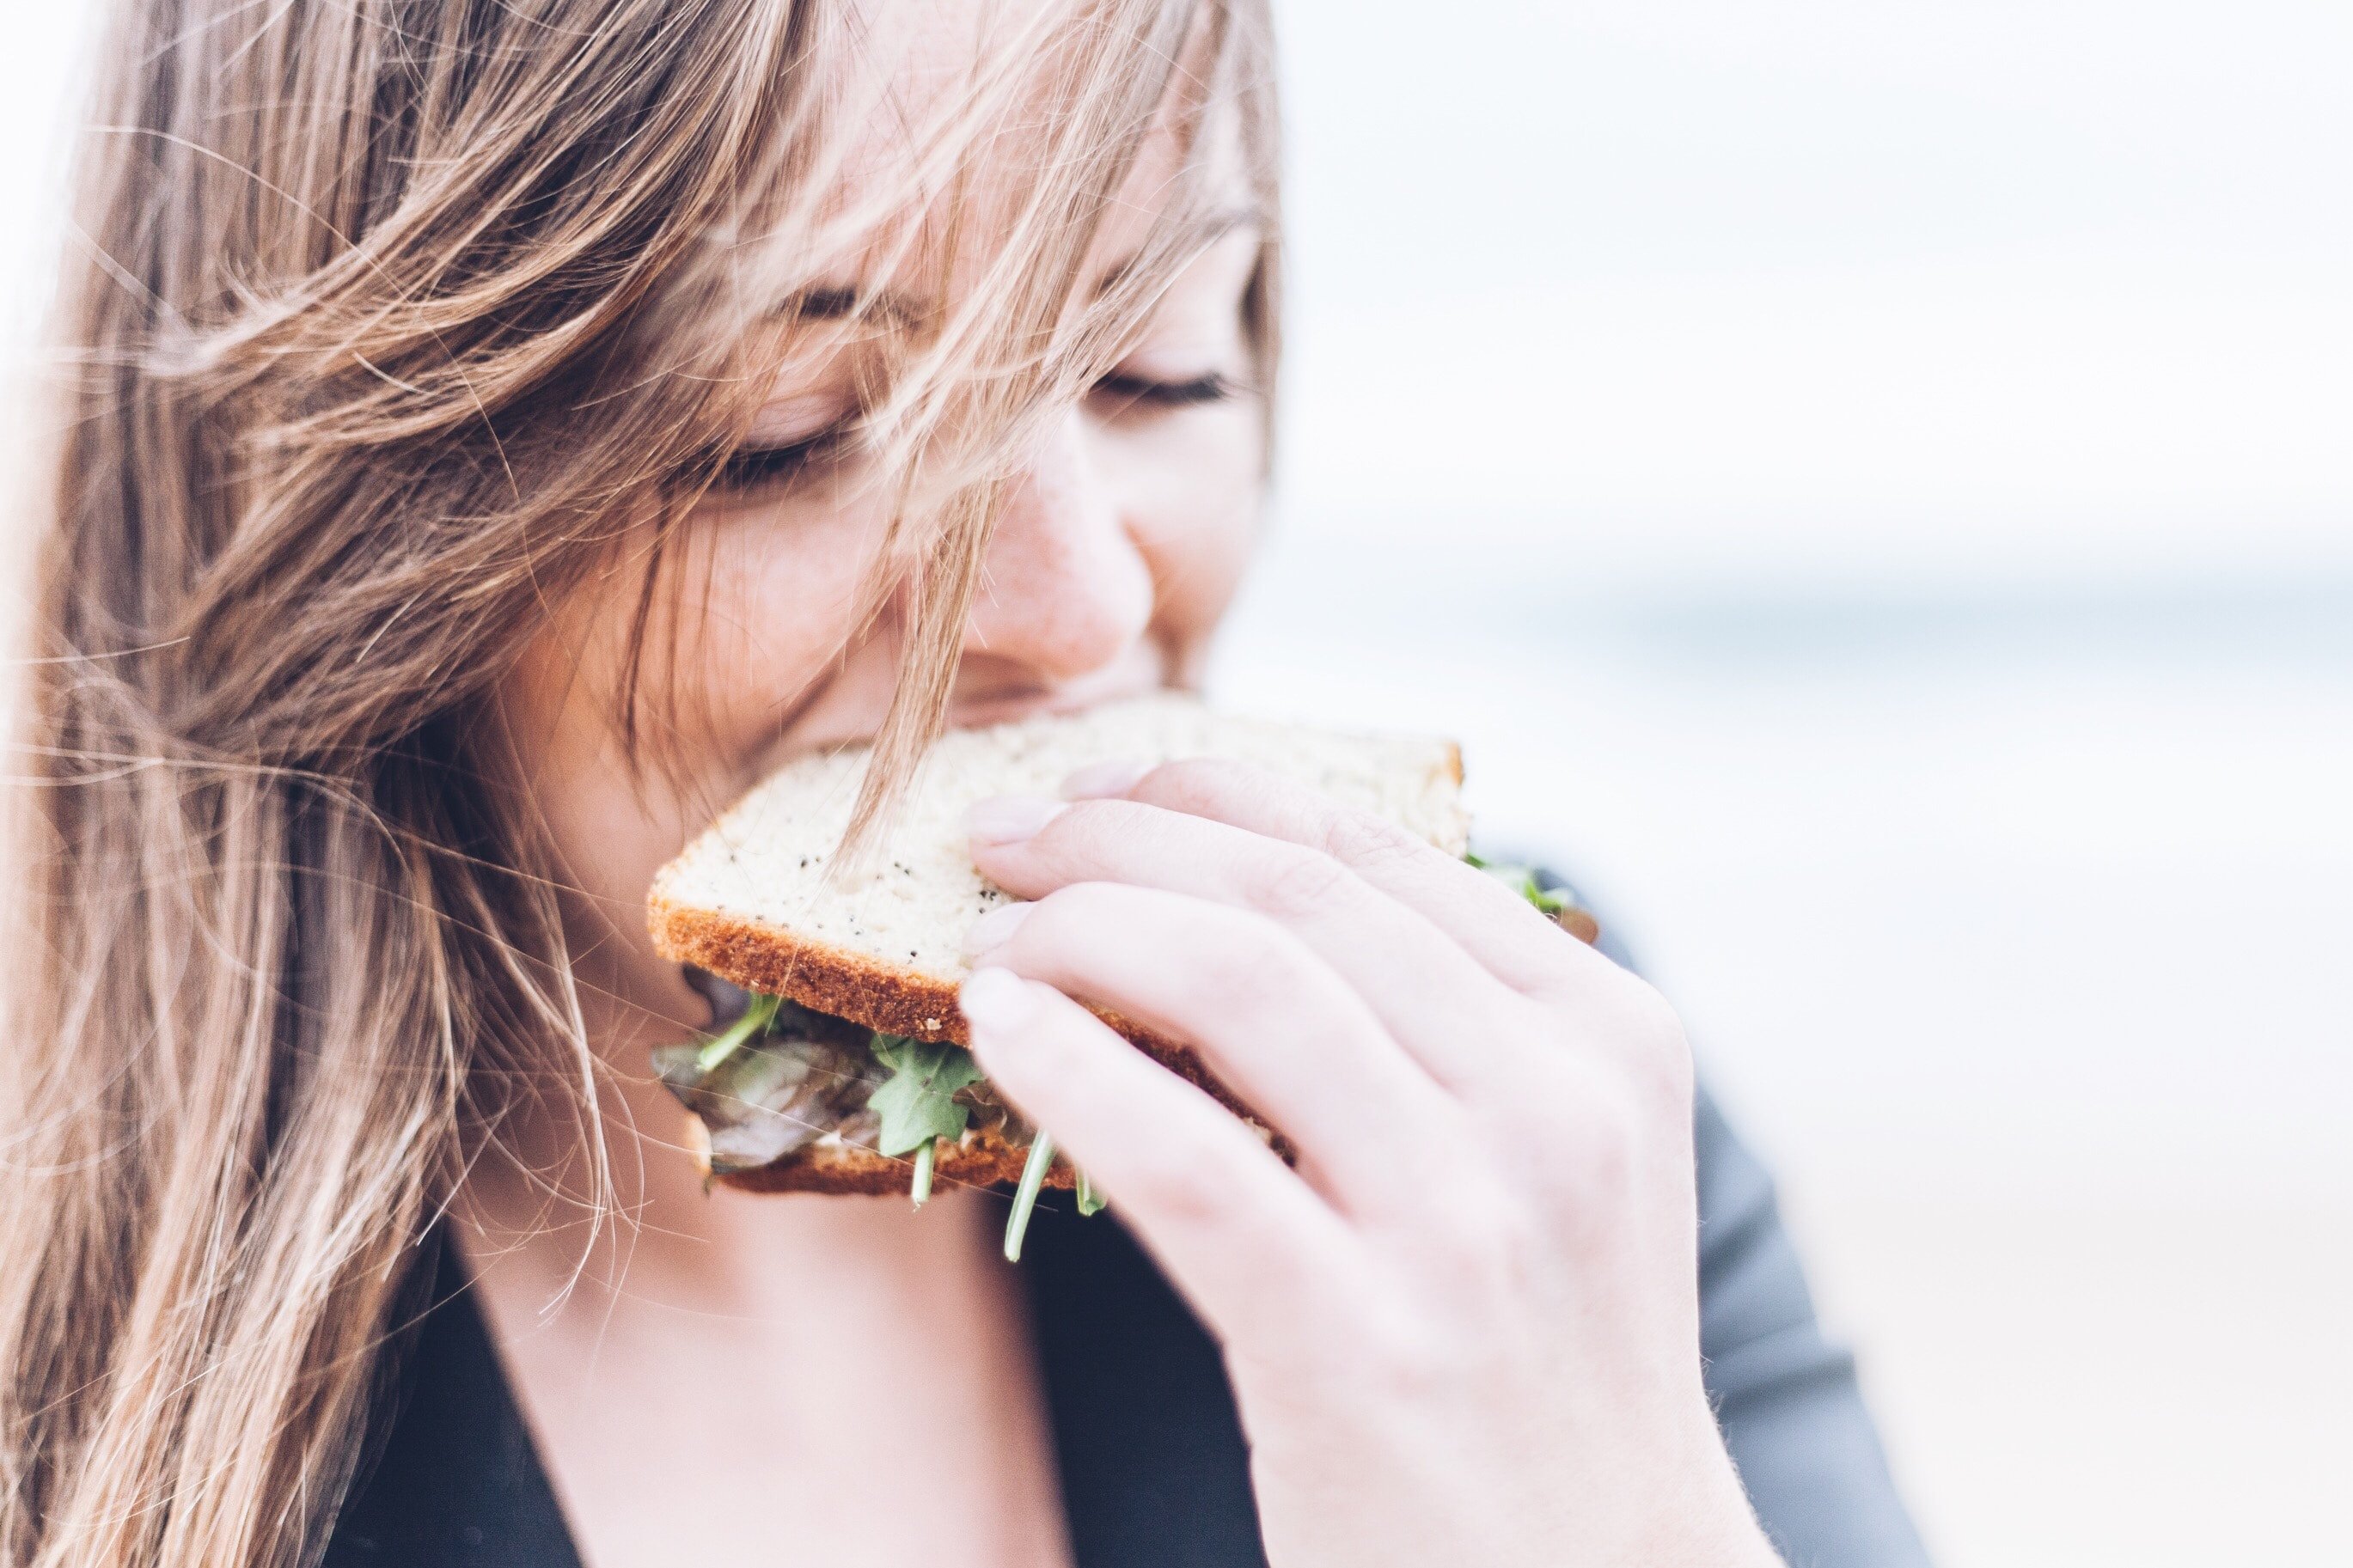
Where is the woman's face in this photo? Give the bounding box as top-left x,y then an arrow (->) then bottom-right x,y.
498,51 -> 1265,1034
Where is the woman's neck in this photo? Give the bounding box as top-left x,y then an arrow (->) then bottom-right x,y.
451,994 -> 1075,1568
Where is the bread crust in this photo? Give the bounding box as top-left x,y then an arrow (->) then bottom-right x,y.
651,892 -> 981,1043
646,723 -> 1464,1196
649,893 -> 1274,1194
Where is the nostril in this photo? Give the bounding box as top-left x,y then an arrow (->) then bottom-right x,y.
681,965 -> 753,1031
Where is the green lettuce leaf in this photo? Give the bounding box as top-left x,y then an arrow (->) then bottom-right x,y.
1469,852 -> 1585,918
867,1034 -> 982,1158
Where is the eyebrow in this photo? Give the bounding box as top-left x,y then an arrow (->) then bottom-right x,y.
770,207 -> 1262,325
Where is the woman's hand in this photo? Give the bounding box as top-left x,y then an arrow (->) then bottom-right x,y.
957,760 -> 1782,1568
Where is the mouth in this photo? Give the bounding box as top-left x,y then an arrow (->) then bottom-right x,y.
941,650 -> 1170,732
739,645 -> 1175,801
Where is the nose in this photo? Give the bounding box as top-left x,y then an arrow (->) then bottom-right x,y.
960,407 -> 1152,683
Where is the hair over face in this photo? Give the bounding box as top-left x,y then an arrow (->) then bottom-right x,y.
0,3 -> 1278,1564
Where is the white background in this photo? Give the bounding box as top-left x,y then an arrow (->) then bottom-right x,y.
1225,3 -> 2352,1564
4,4 -> 2349,1565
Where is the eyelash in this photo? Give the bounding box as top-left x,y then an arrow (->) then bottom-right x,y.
1091,370 -> 1238,408
710,372 -> 1235,495
712,428 -> 847,493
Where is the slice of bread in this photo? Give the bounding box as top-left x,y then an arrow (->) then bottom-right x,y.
647,692 -> 1469,1193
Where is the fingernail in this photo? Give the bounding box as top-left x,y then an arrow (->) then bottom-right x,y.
959,966 -> 1036,1035
967,795 -> 1065,845
962,900 -> 1032,956
1060,759 -> 1152,800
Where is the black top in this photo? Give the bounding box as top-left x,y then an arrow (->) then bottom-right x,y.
326,908 -> 1934,1568
322,1086 -> 1930,1568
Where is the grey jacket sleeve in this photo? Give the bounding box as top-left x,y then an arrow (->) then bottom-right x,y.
1695,1085 -> 1934,1567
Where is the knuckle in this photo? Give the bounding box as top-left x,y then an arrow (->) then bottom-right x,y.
1245,845 -> 1357,922
1144,754 -> 1254,813
1049,796 -> 1135,849
1610,977 -> 1696,1100
1317,807 -> 1424,876
1614,972 -> 1684,1040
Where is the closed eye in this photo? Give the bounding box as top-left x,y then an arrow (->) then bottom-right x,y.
1090,370 -> 1240,411
712,425 -> 852,494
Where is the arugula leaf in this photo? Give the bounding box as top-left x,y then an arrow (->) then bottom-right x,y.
1531,882 -> 1580,916
1004,1132 -> 1058,1261
868,1034 -> 982,1207
695,991 -> 780,1073
1470,852 -> 1598,940
1471,854 -> 1540,901
1470,853 -> 1570,911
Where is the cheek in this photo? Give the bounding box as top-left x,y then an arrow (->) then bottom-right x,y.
493,493 -> 885,1019
675,492 -> 877,761
498,604 -> 712,1025
1114,404 -> 1265,638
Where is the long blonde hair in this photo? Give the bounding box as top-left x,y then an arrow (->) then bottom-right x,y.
0,3 -> 1279,1564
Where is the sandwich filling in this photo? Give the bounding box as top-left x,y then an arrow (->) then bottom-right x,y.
651,987 -> 1099,1260
652,857 -> 1586,1260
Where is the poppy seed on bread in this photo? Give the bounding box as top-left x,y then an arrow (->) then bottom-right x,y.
647,692 -> 1468,1195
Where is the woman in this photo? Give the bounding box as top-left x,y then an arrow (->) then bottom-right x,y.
1,2 -> 1930,1565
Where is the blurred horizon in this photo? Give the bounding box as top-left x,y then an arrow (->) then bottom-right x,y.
1268,0 -> 2350,589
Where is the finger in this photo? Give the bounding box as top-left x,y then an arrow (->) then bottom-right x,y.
959,967 -> 1361,1335
967,881 -> 1470,1210
972,795 -> 1538,1095
1103,756 -> 1616,1002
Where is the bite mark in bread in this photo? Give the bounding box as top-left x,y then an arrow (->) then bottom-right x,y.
644,695 -> 1467,1199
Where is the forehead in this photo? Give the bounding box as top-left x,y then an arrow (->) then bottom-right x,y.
814,0 -> 1248,296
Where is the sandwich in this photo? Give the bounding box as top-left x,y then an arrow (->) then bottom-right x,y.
645,692 -> 1591,1258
